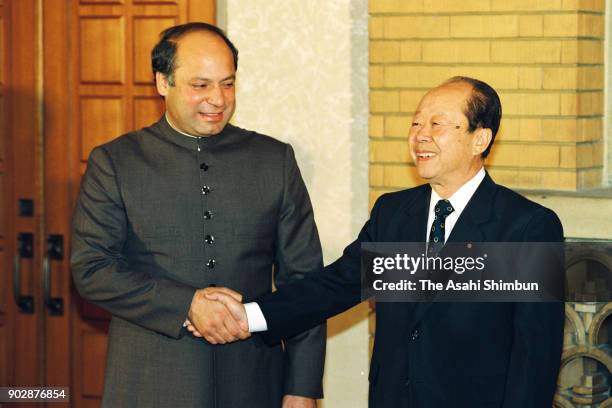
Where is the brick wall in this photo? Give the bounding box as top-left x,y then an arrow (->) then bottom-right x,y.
369,0 -> 606,205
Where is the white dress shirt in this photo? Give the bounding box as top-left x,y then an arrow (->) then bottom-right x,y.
245,167 -> 487,333
426,167 -> 486,243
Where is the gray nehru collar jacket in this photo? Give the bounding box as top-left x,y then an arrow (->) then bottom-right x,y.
71,116 -> 326,407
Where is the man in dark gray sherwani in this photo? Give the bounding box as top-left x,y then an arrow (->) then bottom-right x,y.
71,22 -> 325,408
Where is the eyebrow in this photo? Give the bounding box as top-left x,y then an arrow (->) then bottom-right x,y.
191,75 -> 236,82
413,111 -> 450,116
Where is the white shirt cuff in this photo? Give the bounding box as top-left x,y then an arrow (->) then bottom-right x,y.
244,302 -> 268,332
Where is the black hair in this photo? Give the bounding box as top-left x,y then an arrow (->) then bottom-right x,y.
151,22 -> 238,86
444,76 -> 502,158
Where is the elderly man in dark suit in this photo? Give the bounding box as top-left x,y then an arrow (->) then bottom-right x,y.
202,77 -> 565,408
71,23 -> 325,408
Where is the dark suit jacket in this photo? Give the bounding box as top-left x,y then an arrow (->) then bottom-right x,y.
258,173 -> 564,408
71,117 -> 326,407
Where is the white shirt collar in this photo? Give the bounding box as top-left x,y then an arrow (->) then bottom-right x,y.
428,167 -> 486,217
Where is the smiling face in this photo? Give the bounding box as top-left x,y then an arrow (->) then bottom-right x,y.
408,82 -> 491,197
156,31 -> 236,137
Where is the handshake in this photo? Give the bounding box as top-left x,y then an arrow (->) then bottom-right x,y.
184,287 -> 250,344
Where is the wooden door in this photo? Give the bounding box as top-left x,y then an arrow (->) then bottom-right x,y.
0,0 -> 10,392
3,0 -> 46,398
3,0 -> 215,406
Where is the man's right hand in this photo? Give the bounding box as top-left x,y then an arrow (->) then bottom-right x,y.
187,287 -> 250,344
205,290 -> 248,328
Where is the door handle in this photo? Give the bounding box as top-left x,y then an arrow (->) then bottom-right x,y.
13,233 -> 34,314
43,234 -> 64,316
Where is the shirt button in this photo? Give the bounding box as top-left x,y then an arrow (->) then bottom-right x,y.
201,186 -> 211,195
203,210 -> 213,219
200,162 -> 209,171
206,259 -> 216,269
204,235 -> 215,244
404,379 -> 411,387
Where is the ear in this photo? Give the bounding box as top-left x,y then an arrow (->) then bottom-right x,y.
155,72 -> 170,97
472,128 -> 492,156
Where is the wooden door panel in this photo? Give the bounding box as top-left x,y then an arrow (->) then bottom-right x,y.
0,92 -> 4,165
82,0 -> 125,4
0,4 -> 3,86
80,97 -> 127,159
0,249 -> 4,311
43,0 -> 72,393
132,5 -> 182,18
80,330 -> 108,398
80,17 -> 126,84
0,0 -> 7,389
134,0 -> 177,4
0,320 -> 6,386
0,3 -> 4,163
80,398 -> 108,408
72,317 -> 110,407
134,97 -> 164,130
0,175 -> 5,241
133,17 -> 177,84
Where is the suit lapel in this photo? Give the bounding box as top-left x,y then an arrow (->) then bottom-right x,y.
398,185 -> 430,243
447,172 -> 497,244
408,173 -> 498,331
385,185 -> 430,333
